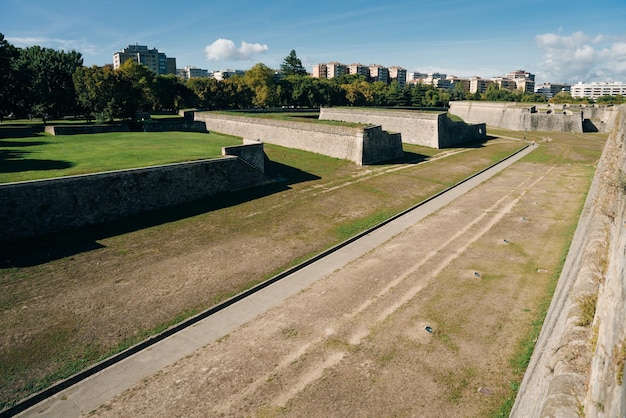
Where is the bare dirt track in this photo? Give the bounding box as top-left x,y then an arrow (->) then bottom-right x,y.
88,136 -> 603,417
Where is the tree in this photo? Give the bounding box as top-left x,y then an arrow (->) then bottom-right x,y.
280,50 -> 307,76
0,33 -> 19,119
14,46 -> 83,118
244,63 -> 278,107
152,74 -> 194,112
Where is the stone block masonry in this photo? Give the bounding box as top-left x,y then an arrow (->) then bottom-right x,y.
448,101 -> 618,133
511,105 -> 626,417
0,143 -> 272,244
194,112 -> 404,165
319,107 -> 486,148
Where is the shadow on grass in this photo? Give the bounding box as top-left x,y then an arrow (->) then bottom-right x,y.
0,145 -> 74,174
1,161 -> 320,268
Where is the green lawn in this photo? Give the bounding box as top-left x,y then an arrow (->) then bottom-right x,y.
0,131 -> 242,183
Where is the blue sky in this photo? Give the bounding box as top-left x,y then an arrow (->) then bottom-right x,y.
2,0 -> 626,84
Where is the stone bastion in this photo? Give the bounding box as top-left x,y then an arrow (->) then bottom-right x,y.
449,101 -> 618,133
319,107 -> 487,148
193,112 -> 404,165
0,141 -> 271,244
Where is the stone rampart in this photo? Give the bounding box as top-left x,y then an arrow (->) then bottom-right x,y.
511,105 -> 626,417
143,120 -> 207,132
319,107 -> 486,148
0,143 -> 272,244
44,124 -> 130,135
0,126 -> 34,138
449,101 -> 584,132
194,112 -> 403,165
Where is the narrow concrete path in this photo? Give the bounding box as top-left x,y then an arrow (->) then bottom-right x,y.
17,145 -> 535,418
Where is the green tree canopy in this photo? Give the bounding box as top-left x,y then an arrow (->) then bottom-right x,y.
244,63 -> 278,107
14,45 -> 83,119
0,33 -> 19,118
280,50 -> 307,76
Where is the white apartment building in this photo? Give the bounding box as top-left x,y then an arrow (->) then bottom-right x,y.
571,82 -> 626,99
534,82 -> 571,99
177,66 -> 210,79
113,44 -> 176,75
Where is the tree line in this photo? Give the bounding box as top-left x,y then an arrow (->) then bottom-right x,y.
3,35 -> 615,123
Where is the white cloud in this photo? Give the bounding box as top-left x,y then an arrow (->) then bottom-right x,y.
535,31 -> 626,83
6,36 -> 95,55
204,38 -> 268,61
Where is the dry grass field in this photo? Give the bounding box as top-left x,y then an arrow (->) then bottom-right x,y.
0,131 -> 605,416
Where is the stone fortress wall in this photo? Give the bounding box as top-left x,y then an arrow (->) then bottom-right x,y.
194,111 -> 404,165
0,142 -> 272,244
319,107 -> 486,148
449,101 -> 618,133
512,105 -> 626,417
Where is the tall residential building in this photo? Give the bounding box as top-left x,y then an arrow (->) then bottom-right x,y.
369,64 -> 389,83
505,70 -> 535,93
327,62 -> 347,78
388,66 -> 407,87
492,77 -> 518,91
312,62 -> 346,79
534,82 -> 572,99
113,44 -> 176,75
348,63 -> 370,78
312,63 -> 328,79
571,82 -> 626,99
469,76 -> 494,94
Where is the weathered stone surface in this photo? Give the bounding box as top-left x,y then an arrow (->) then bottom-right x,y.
319,107 -> 486,148
194,112 -> 404,165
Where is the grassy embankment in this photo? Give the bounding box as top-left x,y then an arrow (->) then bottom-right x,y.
0,131 -> 242,184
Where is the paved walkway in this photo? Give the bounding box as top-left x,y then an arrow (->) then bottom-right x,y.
17,145 -> 535,417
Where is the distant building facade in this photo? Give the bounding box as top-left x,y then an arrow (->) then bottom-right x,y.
348,63 -> 370,78
504,70 -> 535,93
388,66 -> 407,87
177,66 -> 210,79
113,44 -> 176,75
212,69 -> 245,80
571,82 -> 626,99
469,77 -> 494,94
369,64 -> 389,83
534,82 -> 572,99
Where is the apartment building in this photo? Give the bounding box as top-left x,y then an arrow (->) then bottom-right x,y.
312,63 -> 328,79
312,62 -> 346,79
369,64 -> 389,83
348,63 -> 370,78
113,44 -> 176,75
388,66 -> 407,87
469,76 -> 494,94
505,70 -> 535,93
327,62 -> 347,78
212,69 -> 246,81
571,82 -> 626,99
534,82 -> 572,99
177,66 -> 210,79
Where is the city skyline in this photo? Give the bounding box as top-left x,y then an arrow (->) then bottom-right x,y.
2,0 -> 626,84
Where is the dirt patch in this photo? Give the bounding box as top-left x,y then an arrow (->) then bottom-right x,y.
86,136 -> 603,417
